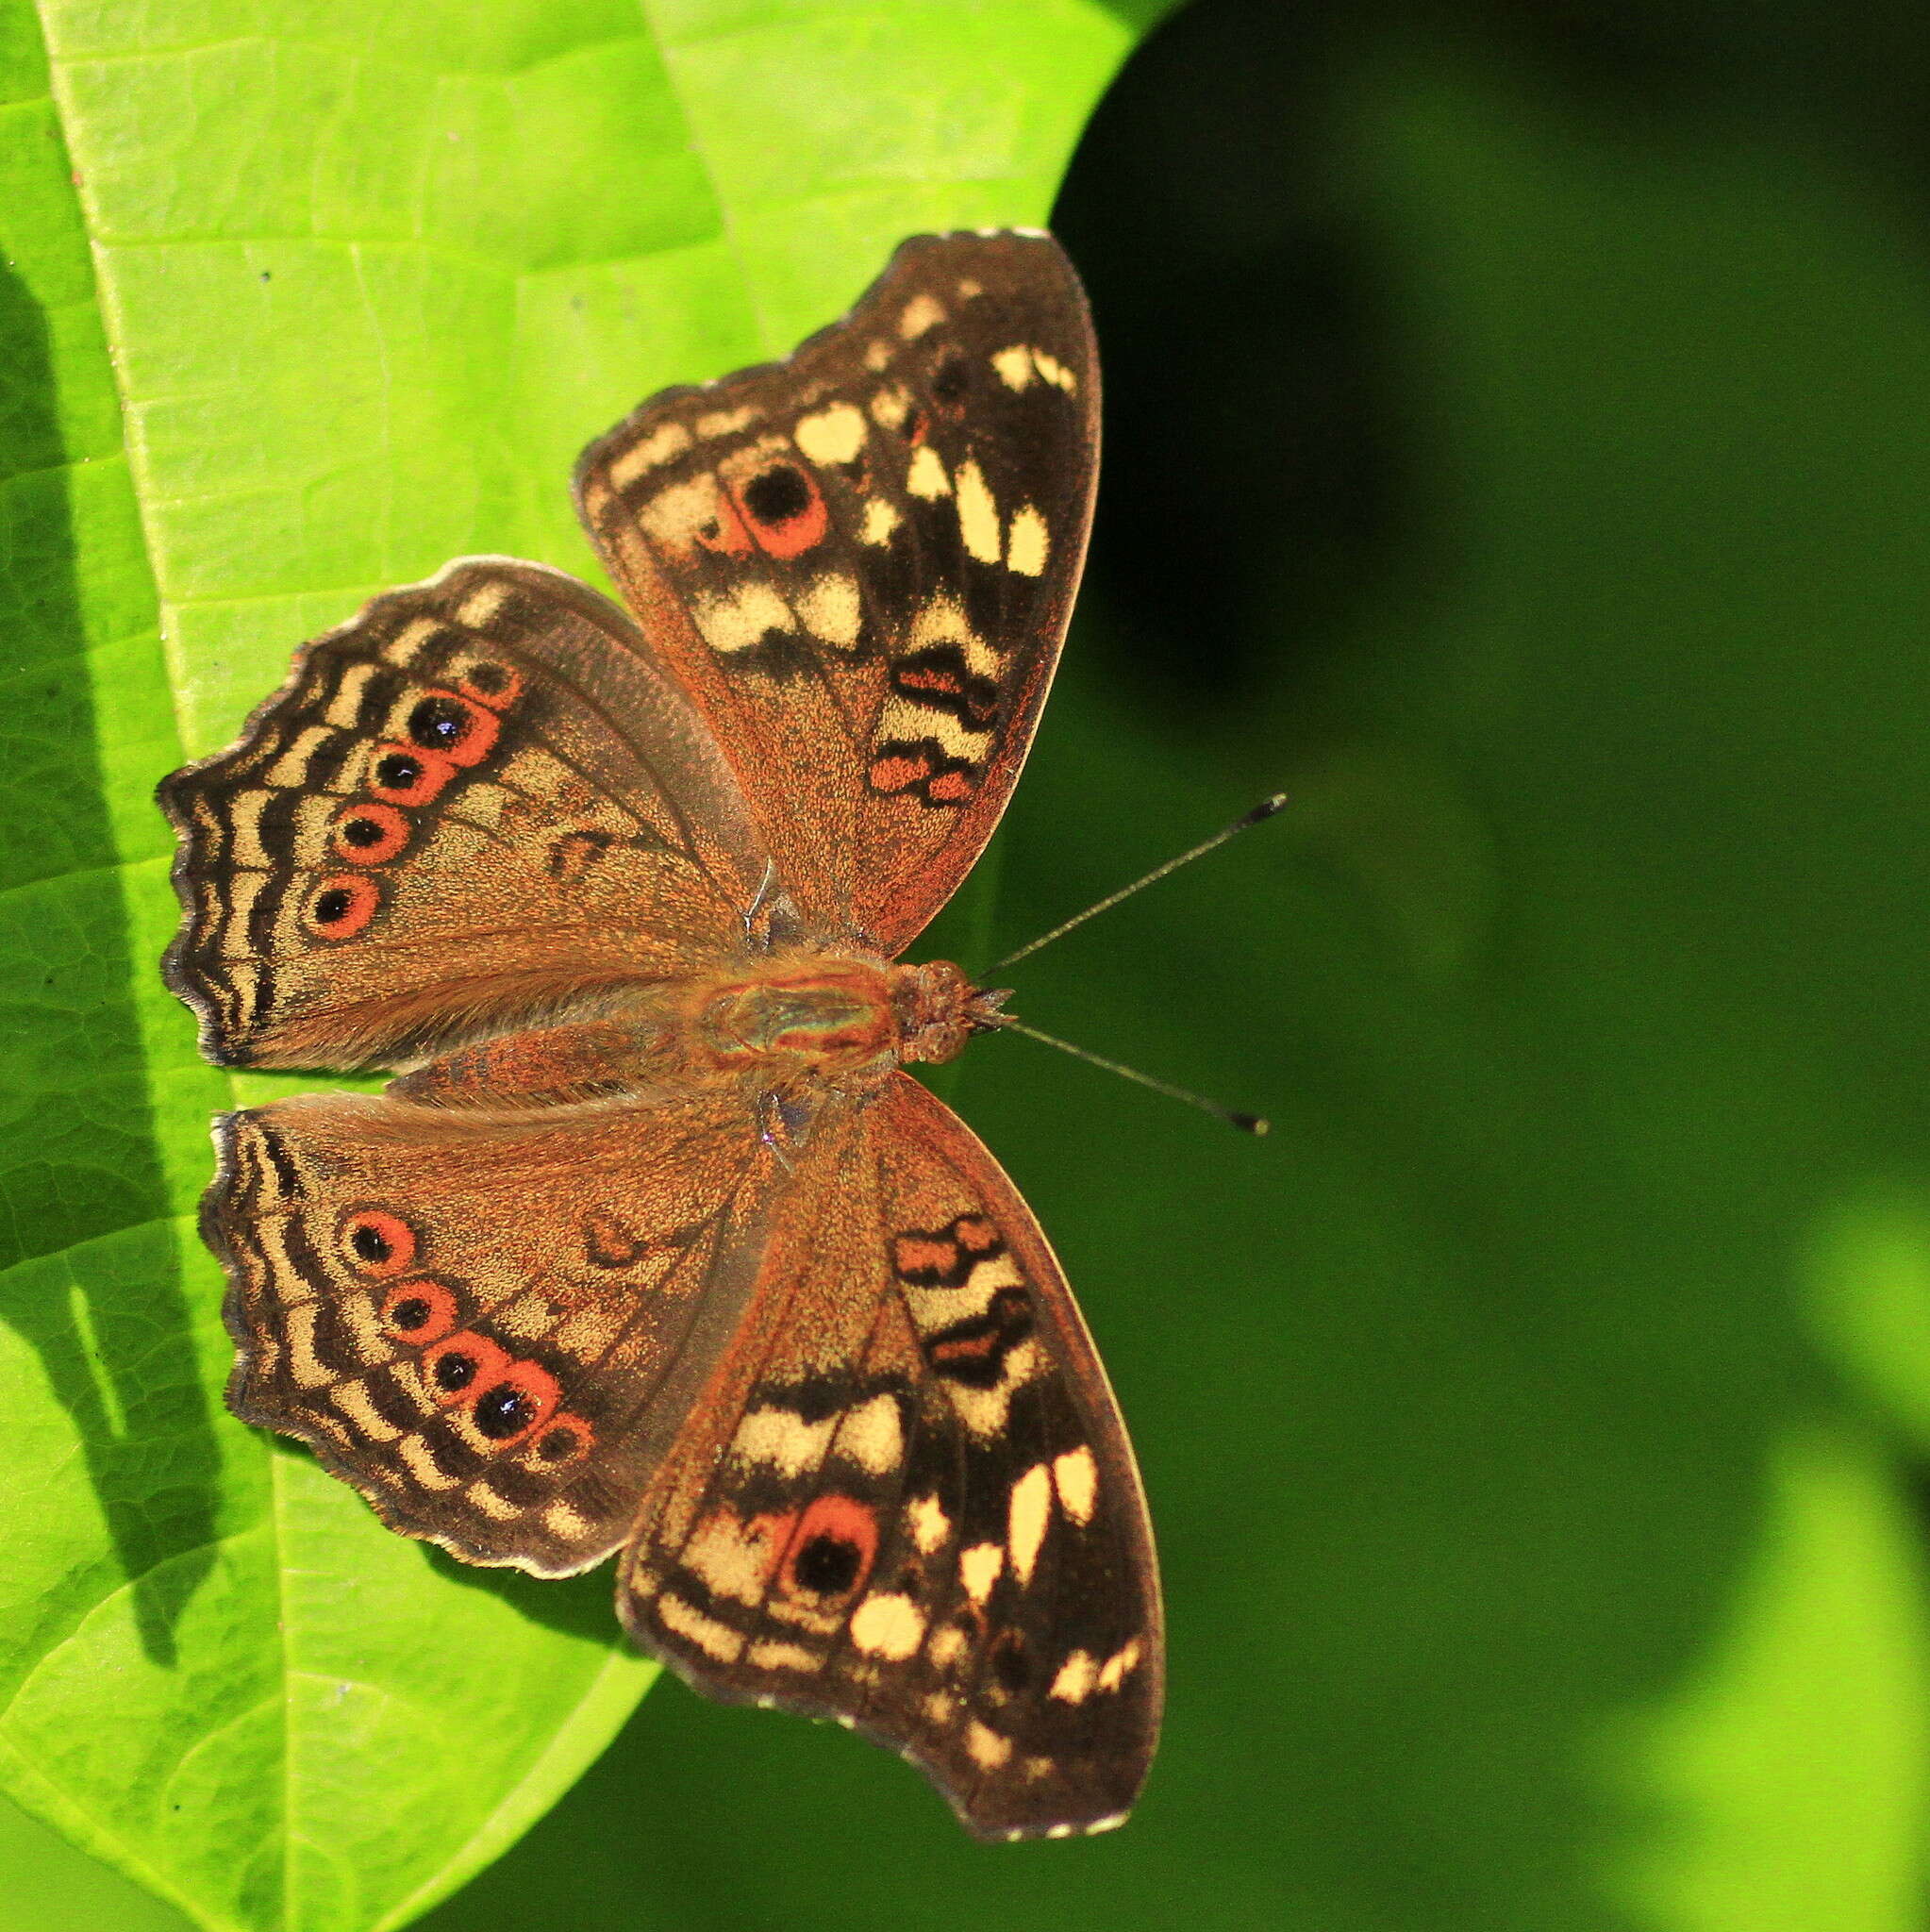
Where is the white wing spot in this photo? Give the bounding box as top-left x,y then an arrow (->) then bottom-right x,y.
796,573 -> 863,650
835,1391 -> 903,1474
731,1403 -> 836,1474
1006,505 -> 1049,577
859,496 -> 901,546
457,582 -> 509,627
793,403 -> 867,465
1008,1463 -> 1052,1584
1052,1445 -> 1098,1525
1031,348 -> 1077,393
992,345 -> 1036,391
695,404 -> 758,439
955,458 -> 1001,563
899,293 -> 945,339
908,1492 -> 950,1554
907,445 -> 950,499
966,1722 -> 1012,1771
850,1592 -> 926,1659
1049,1649 -> 1098,1703
960,1541 -> 1005,1604
694,582 -> 796,657
608,420 -> 691,485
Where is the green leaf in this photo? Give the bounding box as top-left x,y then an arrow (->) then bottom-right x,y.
1602,1427 -> 1930,1931
0,4 -> 1156,1929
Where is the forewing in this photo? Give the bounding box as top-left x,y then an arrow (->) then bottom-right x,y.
618,1074 -> 1162,1840
159,558 -> 779,1070
209,1082 -> 790,1574
576,230 -> 1099,957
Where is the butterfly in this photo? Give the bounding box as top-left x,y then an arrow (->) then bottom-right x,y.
158,230 -> 1160,1840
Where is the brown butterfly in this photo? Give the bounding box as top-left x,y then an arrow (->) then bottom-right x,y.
158,231 -> 1160,1840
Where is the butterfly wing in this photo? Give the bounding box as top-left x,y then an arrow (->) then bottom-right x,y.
208,1080 -> 796,1574
576,230 -> 1099,957
618,1072 -> 1162,1840
159,558 -> 779,1070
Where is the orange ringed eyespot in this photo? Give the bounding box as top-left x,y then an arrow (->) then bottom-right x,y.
423,1331 -> 513,1405
341,1209 -> 419,1278
403,691 -> 498,768
529,1412 -> 594,1469
379,1279 -> 458,1343
330,801 -> 410,865
455,660 -> 523,709
470,1361 -> 562,1446
367,742 -> 458,806
307,873 -> 381,939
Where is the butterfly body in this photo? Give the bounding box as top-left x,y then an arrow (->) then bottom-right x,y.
161,231 -> 1162,1840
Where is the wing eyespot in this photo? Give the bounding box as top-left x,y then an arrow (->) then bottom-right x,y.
379,1278 -> 458,1343
339,1208 -> 420,1277
405,691 -> 499,767
366,743 -> 458,806
423,1330 -> 512,1402
330,801 -> 410,865
471,1361 -> 562,1446
305,873 -> 382,940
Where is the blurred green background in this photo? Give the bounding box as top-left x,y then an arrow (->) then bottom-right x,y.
12,0 -> 1930,1925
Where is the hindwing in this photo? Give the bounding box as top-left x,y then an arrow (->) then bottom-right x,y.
209,1082 -> 790,1574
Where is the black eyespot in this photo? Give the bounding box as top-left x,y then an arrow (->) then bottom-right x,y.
991,1632 -> 1030,1694
389,1296 -> 430,1334
931,356 -> 969,403
537,1426 -> 579,1463
741,463 -> 810,526
313,888 -> 352,925
474,1385 -> 535,1441
351,1224 -> 391,1264
408,696 -> 470,750
464,661 -> 508,695
434,1352 -> 476,1393
340,816 -> 386,849
793,1533 -> 861,1596
374,752 -> 422,789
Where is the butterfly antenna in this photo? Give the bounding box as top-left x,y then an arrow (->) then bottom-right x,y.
990,1013 -> 1270,1137
987,792 -> 1289,974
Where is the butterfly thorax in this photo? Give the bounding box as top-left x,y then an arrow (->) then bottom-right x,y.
685,953 -> 994,1074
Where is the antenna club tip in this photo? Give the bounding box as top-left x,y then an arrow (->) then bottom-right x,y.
1230,1111 -> 1271,1137
1240,793 -> 1289,826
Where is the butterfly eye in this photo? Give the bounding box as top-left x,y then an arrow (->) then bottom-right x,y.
781,1493 -> 878,1600
329,802 -> 410,865
305,874 -> 381,939
423,1330 -> 512,1405
366,742 -> 458,807
379,1279 -> 457,1343
340,1210 -> 419,1278
730,461 -> 828,559
453,659 -> 523,709
469,1362 -> 561,1446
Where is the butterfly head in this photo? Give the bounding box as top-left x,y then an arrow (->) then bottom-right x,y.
889,960 -> 1011,1067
